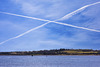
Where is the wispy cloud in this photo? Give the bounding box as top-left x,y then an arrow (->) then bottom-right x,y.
59,1 -> 100,20
0,1 -> 100,45
0,0 -> 100,51
0,10 -> 100,32
11,0 -> 71,19
53,22 -> 100,32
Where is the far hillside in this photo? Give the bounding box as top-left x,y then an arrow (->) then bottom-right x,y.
0,49 -> 100,55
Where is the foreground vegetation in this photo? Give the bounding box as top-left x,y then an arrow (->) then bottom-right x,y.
0,49 -> 100,55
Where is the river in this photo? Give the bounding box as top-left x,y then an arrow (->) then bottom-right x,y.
0,56 -> 100,67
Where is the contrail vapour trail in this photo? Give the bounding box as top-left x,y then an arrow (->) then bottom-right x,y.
53,22 -> 100,32
0,1 -> 100,22
0,11 -> 51,22
0,22 -> 50,45
0,1 -> 100,45
58,1 -> 100,20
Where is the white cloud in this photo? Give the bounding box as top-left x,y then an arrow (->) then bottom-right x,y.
81,4 -> 100,30
21,2 -> 44,16
0,0 -> 100,51
11,0 -> 74,20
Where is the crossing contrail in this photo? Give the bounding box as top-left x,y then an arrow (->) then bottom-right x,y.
53,22 -> 100,32
58,1 -> 100,20
0,11 -> 100,33
0,21 -> 100,45
0,1 -> 100,23
0,22 -> 50,45
0,11 -> 51,22
0,1 -> 100,45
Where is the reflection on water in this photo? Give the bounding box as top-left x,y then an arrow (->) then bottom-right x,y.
0,56 -> 100,67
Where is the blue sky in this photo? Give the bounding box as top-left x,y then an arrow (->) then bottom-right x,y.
0,0 -> 100,52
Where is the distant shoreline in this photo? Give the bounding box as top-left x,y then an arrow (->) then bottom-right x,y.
0,54 -> 100,56
0,49 -> 100,56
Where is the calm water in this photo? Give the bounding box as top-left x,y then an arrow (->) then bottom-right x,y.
0,56 -> 100,67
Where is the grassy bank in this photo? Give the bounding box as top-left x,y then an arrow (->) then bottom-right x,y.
0,49 -> 100,55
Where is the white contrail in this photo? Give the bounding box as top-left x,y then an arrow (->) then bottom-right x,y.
0,11 -> 100,32
0,1 -> 100,45
53,22 -> 100,32
0,1 -> 100,23
0,22 -> 51,45
0,21 -> 100,45
0,1 -> 100,22
58,1 -> 100,20
0,11 -> 51,22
